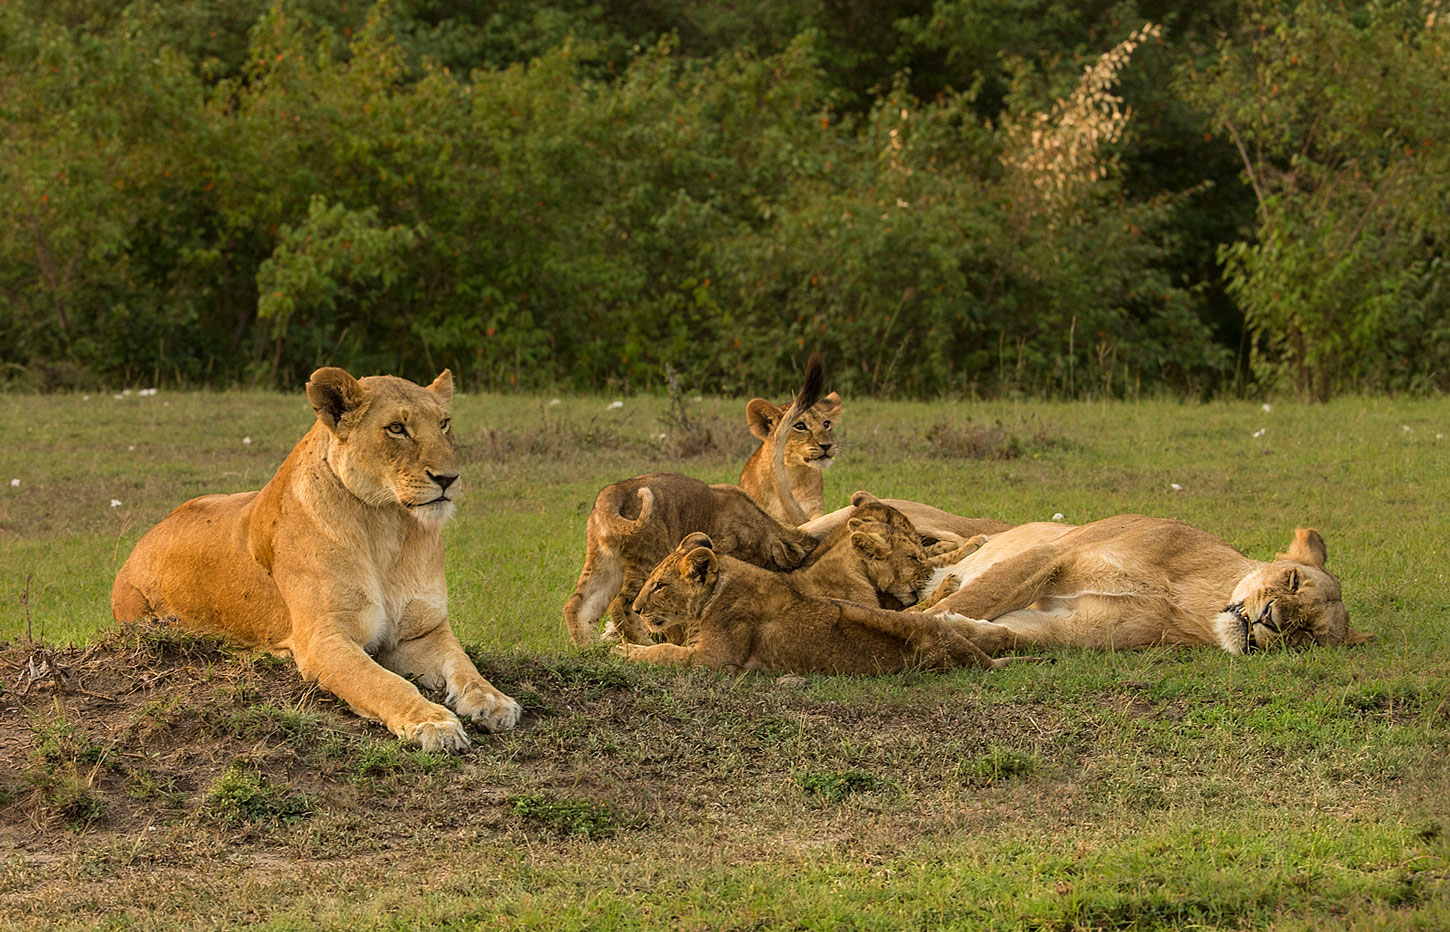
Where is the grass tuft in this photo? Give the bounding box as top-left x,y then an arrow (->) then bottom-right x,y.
509,793 -> 624,838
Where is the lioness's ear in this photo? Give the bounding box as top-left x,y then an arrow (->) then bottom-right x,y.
851,528 -> 890,560
819,392 -> 842,419
746,398 -> 781,440
1279,528 -> 1328,568
850,490 -> 880,507
427,369 -> 454,406
679,531 -> 713,551
306,367 -> 365,433
1344,628 -> 1375,646
681,546 -> 717,584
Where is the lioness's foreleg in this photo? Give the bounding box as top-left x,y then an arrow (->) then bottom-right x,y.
377,620 -> 522,734
289,622 -> 473,752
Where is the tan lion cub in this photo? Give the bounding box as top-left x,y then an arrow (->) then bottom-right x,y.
739,386 -> 842,524
111,367 -> 520,751
562,473 -> 816,646
616,532 -> 1017,675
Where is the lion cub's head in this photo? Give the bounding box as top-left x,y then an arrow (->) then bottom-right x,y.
1219,528 -> 1372,653
633,531 -> 719,632
746,391 -> 841,471
305,367 -> 460,525
846,498 -> 934,608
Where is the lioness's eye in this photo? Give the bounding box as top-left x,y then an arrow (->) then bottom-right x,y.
386,422 -> 408,437
440,418 -> 451,432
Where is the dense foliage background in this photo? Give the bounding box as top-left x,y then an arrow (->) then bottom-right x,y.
1,0 -> 1447,398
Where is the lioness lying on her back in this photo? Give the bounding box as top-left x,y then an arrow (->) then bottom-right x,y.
921,515 -> 1373,654
112,368 -> 520,751
616,533 -> 1021,674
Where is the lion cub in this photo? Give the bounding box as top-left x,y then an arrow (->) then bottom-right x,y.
616,533 -> 1014,675
112,367 -> 520,751
739,387 -> 841,524
562,473 -> 817,646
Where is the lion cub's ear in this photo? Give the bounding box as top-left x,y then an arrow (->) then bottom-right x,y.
1278,528 -> 1328,568
848,519 -> 890,560
769,539 -> 807,570
746,398 -> 782,440
306,367 -> 365,433
819,391 -> 842,419
681,546 -> 718,585
850,490 -> 880,508
427,369 -> 454,405
679,531 -> 713,551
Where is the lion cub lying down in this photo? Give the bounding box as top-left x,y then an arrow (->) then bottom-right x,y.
922,515 -> 1373,654
112,367 -> 521,751
616,532 -> 1019,675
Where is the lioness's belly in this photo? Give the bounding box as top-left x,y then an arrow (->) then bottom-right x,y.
112,491 -> 291,646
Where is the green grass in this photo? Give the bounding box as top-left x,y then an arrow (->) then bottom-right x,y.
1,388 -> 1448,929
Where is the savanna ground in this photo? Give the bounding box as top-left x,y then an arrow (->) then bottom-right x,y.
1,387 -> 1448,931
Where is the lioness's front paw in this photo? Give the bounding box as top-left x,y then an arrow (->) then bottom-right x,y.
401,712 -> 470,752
452,682 -> 523,733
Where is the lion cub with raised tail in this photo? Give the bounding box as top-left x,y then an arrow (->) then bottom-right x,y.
111,367 -> 521,752
616,533 -> 1013,675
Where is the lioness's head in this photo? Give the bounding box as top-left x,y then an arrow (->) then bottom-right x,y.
305,367 -> 459,525
847,497 -> 933,608
1217,528 -> 1372,653
633,531 -> 718,632
746,391 -> 841,470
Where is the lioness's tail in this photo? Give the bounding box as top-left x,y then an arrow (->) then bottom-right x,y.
771,352 -> 824,527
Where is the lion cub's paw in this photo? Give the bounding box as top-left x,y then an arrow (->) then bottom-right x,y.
611,642 -> 648,661
453,683 -> 523,733
402,714 -> 471,752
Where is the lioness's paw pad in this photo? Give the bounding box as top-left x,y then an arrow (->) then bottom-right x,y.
404,717 -> 470,752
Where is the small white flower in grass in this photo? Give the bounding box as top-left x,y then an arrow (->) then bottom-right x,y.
1261,403 -> 1272,413
1402,425 -> 1412,433
122,389 -> 132,397
1052,513 -> 1065,522
1437,433 -> 1445,441
82,395 -> 90,402
110,499 -> 122,508
548,398 -> 561,406
1252,428 -> 1266,439
607,400 -> 624,410
127,445 -> 136,452
693,395 -> 703,403
655,433 -> 667,442
243,436 -> 252,445
113,394 -> 124,400
1170,483 -> 1183,492
9,479 -> 19,488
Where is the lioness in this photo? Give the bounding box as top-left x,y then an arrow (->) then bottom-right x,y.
561,473 -> 817,645
111,367 -> 521,751
739,384 -> 842,524
921,514 -> 1373,654
617,533 -> 1018,674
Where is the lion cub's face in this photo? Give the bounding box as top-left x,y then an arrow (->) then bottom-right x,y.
1223,528 -> 1366,652
848,502 -> 933,608
306,367 -> 460,525
746,392 -> 841,470
633,532 -> 718,633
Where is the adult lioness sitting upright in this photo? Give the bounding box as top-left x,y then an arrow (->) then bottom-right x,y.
111,368 -> 521,752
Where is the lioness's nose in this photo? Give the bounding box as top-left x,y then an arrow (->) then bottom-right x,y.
429,471 -> 459,492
